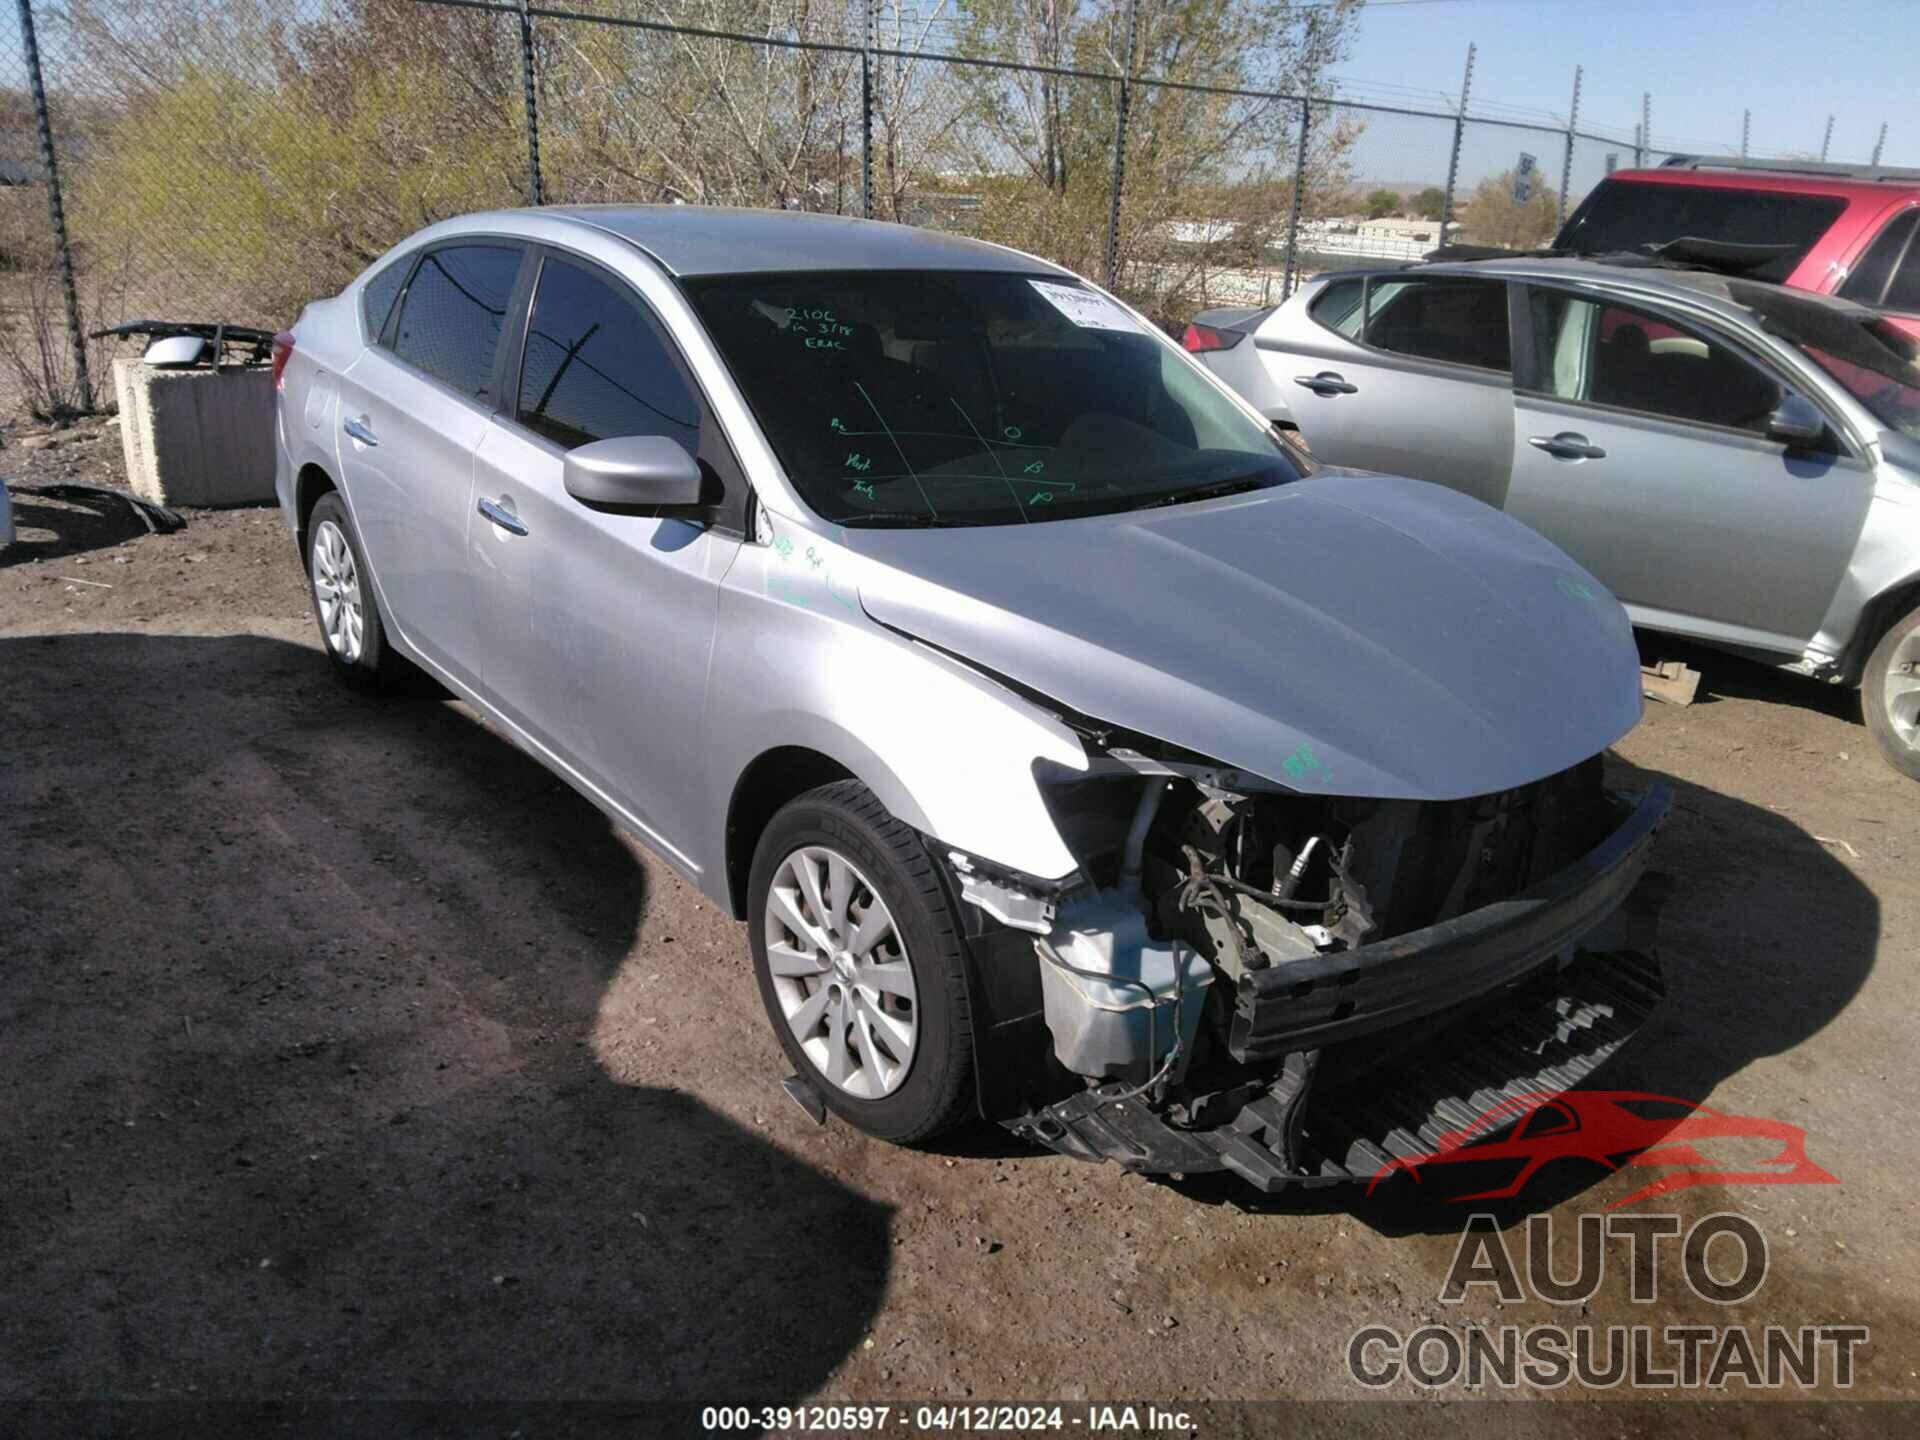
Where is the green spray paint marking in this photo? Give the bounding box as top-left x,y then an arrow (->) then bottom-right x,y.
1281,744 -> 1328,783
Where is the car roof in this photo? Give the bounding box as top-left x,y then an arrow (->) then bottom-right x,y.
1600,167 -> 1920,206
1388,253 -> 1886,330
483,205 -> 1073,279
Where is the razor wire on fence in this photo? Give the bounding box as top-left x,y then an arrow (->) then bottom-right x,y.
0,0 -> 1897,421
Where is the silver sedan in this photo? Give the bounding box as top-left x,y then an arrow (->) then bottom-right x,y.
274,208 -> 1663,1189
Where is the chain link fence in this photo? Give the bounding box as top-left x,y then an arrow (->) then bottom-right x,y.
0,0 -> 1898,420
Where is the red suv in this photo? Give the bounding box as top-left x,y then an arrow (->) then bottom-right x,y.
1556,158 -> 1920,336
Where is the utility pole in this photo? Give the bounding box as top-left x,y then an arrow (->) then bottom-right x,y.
15,0 -> 89,411
1437,42 -> 1476,250
1104,0 -> 1140,288
1557,65 -> 1582,229
516,0 -> 543,205
860,0 -> 875,218
1281,99 -> 1312,300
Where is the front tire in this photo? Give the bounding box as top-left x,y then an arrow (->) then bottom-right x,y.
748,780 -> 976,1143
1863,602 -> 1920,781
305,492 -> 402,693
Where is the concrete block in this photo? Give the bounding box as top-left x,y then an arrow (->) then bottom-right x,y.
113,357 -> 275,507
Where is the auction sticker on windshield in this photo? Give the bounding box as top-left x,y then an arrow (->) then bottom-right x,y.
1028,279 -> 1143,333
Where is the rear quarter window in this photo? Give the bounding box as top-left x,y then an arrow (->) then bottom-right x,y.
1308,277 -> 1366,337
360,254 -> 412,343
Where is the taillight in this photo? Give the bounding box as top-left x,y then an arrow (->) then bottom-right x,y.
270,330 -> 295,390
1181,321 -> 1244,353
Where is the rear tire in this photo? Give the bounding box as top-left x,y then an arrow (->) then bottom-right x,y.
1862,602 -> 1920,781
304,492 -> 402,693
748,780 -> 976,1144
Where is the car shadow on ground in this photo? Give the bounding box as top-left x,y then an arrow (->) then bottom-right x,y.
0,631 -> 889,1407
1165,752 -> 1878,1232
0,487 -> 171,569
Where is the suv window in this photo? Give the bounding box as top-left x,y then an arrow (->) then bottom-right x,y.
516,257 -> 701,451
1840,212 -> 1917,306
1364,277 -> 1511,372
361,254 -> 412,341
1526,289 -> 1781,433
1557,179 -> 1848,284
390,244 -> 523,400
1307,277 -> 1366,338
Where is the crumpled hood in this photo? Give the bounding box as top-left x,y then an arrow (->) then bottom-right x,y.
842,473 -> 1643,800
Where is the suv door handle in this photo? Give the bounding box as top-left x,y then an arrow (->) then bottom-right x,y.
477,496 -> 528,536
1528,432 -> 1607,461
1294,372 -> 1358,396
342,415 -> 378,447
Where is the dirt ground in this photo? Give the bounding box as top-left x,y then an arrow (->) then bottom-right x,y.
4,451 -> 1918,1434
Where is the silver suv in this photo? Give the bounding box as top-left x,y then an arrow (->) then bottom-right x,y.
1187,258 -> 1920,777
275,209 -> 1667,1191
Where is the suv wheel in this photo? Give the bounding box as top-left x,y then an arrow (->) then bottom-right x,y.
1864,601 -> 1920,780
748,780 -> 976,1143
305,492 -> 401,692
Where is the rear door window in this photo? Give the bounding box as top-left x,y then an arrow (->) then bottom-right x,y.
1557,179 -> 1847,283
1525,288 -> 1781,434
1362,277 -> 1511,372
390,243 -> 524,401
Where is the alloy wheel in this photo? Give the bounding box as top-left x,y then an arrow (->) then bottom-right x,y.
762,844 -> 918,1099
1885,628 -> 1920,752
311,518 -> 365,664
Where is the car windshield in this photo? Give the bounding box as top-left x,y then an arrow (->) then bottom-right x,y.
1735,282 -> 1920,438
681,269 -> 1302,527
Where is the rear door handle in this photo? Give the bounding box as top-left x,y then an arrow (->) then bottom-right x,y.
477,496 -> 528,536
342,415 -> 378,447
1528,432 -> 1607,461
1294,371 -> 1358,396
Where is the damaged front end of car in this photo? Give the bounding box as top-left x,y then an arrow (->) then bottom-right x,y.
943,725 -> 1670,1193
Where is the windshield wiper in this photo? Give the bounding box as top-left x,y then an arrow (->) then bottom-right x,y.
1131,476 -> 1274,512
840,511 -> 947,528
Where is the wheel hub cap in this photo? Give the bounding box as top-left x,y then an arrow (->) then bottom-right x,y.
310,519 -> 365,664
763,845 -> 918,1100
1888,630 -> 1920,751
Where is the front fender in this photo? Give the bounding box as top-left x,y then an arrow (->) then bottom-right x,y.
700,536 -> 1090,906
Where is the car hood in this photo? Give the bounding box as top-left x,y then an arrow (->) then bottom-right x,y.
840,473 -> 1643,800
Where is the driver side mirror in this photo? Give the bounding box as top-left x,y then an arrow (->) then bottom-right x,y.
563,435 -> 706,512
1766,393 -> 1826,449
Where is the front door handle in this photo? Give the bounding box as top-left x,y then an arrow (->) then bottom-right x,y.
477,496 -> 528,536
1294,371 -> 1358,396
342,415 -> 378,447
1528,432 -> 1607,461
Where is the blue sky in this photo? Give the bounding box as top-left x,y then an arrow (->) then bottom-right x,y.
1335,0 -> 1914,166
